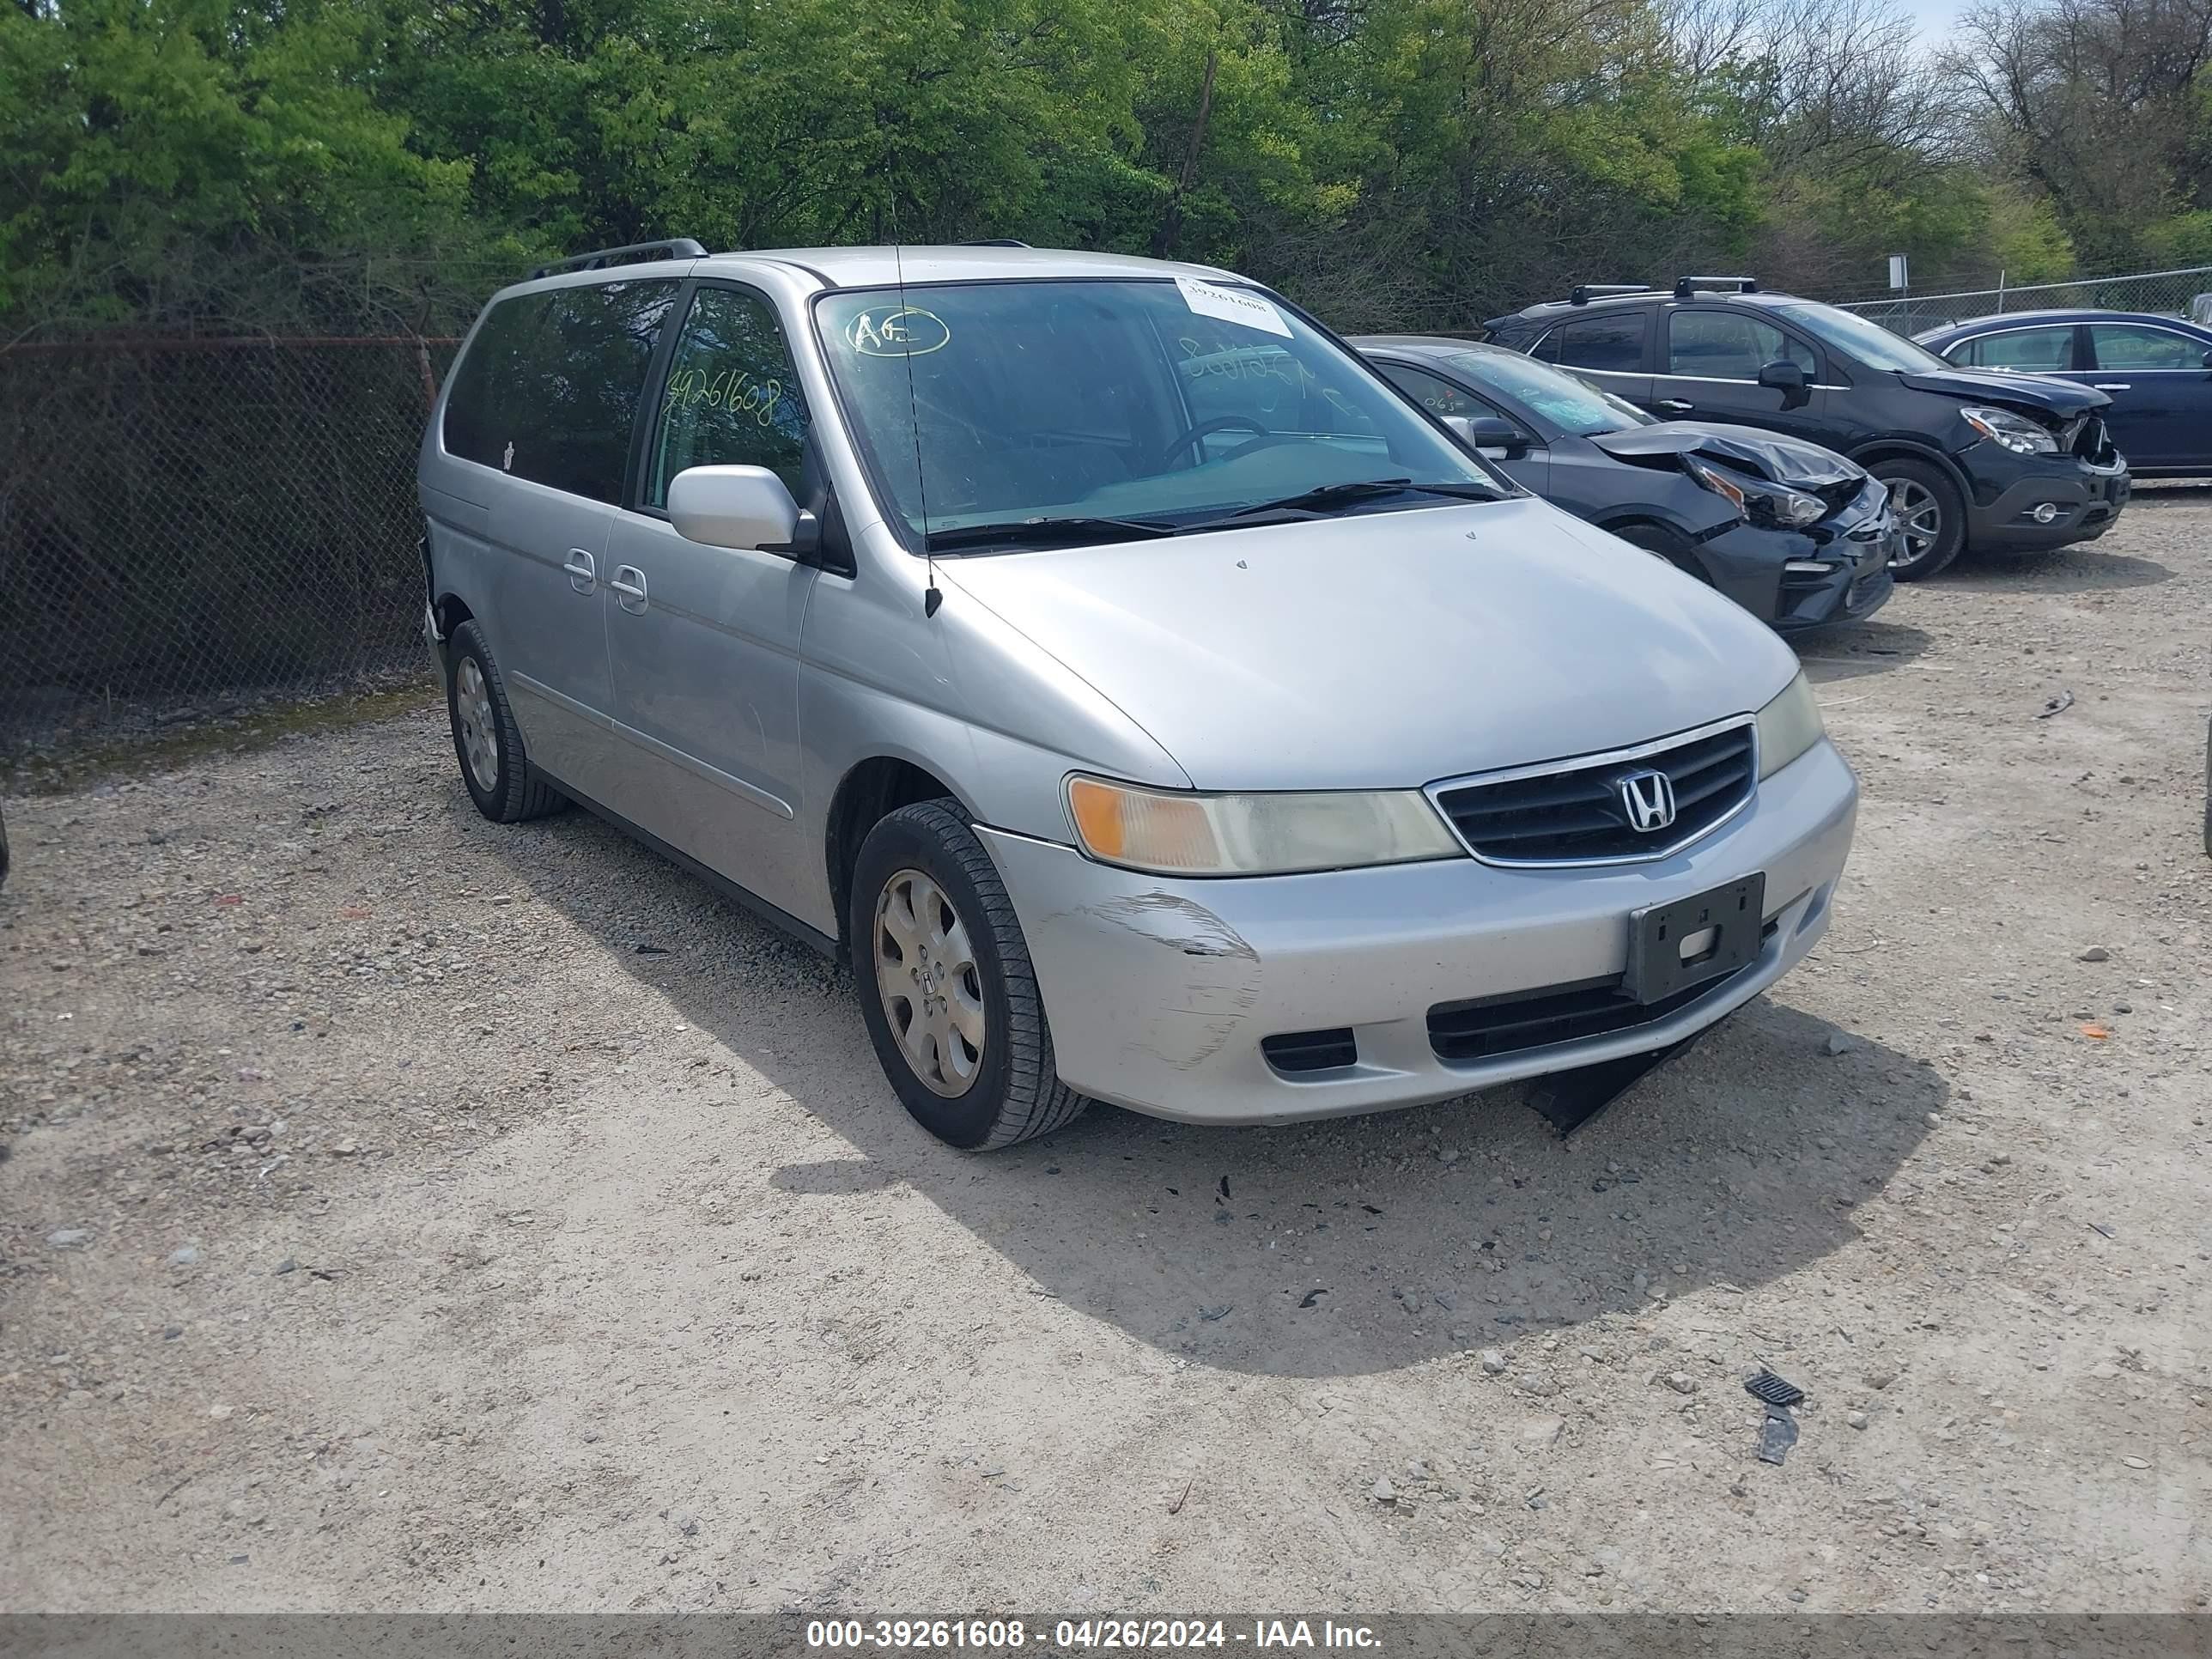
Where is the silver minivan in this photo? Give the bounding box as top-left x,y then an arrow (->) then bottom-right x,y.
419,242 -> 1856,1150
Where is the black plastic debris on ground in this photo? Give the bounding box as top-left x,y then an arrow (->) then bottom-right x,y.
1757,1410 -> 1799,1466
1524,1032 -> 1708,1136
1745,1369 -> 1806,1408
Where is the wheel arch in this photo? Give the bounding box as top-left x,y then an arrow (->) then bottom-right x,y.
1848,438 -> 1971,498
824,755 -> 971,957
1595,515 -> 1717,584
433,591 -> 475,640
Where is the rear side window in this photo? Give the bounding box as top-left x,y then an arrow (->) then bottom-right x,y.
1953,326 -> 2075,372
1534,313 -> 1647,374
1666,310 -> 1816,378
2088,324 -> 2203,369
443,280 -> 683,502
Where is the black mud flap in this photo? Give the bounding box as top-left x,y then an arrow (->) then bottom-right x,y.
1522,1027 -> 1712,1138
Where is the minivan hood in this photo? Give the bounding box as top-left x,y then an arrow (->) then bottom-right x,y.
939,496 -> 1799,792
1589,421 -> 1862,488
1893,365 -> 2110,416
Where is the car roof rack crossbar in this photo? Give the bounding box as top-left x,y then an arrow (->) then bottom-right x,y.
962,239 -> 1031,248
528,238 -> 708,280
1674,275 -> 1760,298
1570,283 -> 1653,306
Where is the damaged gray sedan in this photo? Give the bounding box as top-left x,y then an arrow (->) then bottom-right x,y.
1358,337 -> 1896,633
421,244 -> 1857,1150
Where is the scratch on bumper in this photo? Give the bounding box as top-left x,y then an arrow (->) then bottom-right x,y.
1074,890 -> 1261,1068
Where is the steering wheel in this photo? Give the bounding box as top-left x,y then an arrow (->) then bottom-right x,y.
1148,414 -> 1269,471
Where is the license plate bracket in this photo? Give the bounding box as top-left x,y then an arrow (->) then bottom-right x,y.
1626,874 -> 1766,1005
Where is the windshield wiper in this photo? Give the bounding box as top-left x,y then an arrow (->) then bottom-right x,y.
923,514 -> 1178,553
1200,477 -> 1506,523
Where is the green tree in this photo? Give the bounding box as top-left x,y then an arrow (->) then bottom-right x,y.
0,0 -> 485,330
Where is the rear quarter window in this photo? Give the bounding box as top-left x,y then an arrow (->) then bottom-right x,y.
443,280 -> 683,502
1534,312 -> 1648,374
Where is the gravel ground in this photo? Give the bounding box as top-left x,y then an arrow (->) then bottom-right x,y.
3,489 -> 2209,1614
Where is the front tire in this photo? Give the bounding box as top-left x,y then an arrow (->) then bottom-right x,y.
1873,459 -> 1966,580
445,620 -> 565,823
1612,522 -> 1711,583
850,799 -> 1087,1150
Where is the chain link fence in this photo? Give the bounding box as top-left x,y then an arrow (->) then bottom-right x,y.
0,335 -> 458,757
1835,264 -> 2212,336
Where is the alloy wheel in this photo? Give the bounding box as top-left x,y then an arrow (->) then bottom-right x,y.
1887,479 -> 1942,571
454,656 -> 500,793
872,868 -> 987,1098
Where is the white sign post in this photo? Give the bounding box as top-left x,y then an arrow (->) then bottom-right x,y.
1887,254 -> 1910,292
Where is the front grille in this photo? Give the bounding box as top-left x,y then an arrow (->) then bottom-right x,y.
1433,721 -> 1756,865
2058,414 -> 2118,463
1427,921 -> 1779,1062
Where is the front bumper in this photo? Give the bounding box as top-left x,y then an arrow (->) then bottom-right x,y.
978,738 -> 1858,1124
1702,489 -> 1896,634
1963,447 -> 2130,551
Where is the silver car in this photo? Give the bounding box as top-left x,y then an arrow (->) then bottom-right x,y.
419,241 -> 1856,1150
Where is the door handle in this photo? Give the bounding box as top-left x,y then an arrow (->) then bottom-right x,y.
1656,398 -> 1695,413
609,564 -> 649,614
2094,383 -> 2130,391
562,549 -> 597,593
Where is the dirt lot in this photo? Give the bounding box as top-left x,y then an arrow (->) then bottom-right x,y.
4,490 -> 2209,1615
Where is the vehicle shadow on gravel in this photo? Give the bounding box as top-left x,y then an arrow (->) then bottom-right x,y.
487,809 -> 1942,1381
2121,480 -> 2212,505
1794,619 -> 1932,683
1946,548 -> 2173,593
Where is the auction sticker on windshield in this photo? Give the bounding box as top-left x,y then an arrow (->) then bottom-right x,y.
1176,276 -> 1291,338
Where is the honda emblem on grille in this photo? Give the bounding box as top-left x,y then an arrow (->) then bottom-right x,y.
1618,769 -> 1677,833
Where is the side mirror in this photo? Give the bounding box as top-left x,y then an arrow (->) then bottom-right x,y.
1757,358 -> 1810,409
1446,414 -> 1529,459
2200,346 -> 2212,369
668,465 -> 803,552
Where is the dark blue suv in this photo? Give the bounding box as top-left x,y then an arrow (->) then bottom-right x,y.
1485,278 -> 2130,580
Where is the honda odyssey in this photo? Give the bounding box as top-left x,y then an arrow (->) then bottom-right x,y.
420,242 -> 1857,1149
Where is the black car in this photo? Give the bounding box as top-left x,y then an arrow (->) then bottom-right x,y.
1355,336 -> 1894,632
1913,310 -> 2212,478
1483,277 -> 2131,580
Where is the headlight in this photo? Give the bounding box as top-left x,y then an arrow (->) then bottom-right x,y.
1960,404 -> 2058,455
1066,775 -> 1463,876
1684,458 -> 1828,528
1755,671 -> 1825,780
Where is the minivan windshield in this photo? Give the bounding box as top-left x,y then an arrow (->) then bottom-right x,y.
815,279 -> 1504,546
1447,347 -> 1654,435
1776,301 -> 1950,374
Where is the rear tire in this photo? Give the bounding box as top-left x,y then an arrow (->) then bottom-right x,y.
445,620 -> 565,823
1871,459 -> 1966,580
850,799 -> 1087,1150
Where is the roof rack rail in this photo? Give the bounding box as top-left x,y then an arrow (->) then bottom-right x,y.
1569,283 -> 1653,306
1674,275 -> 1759,298
528,238 -> 708,280
962,239 -> 1031,248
